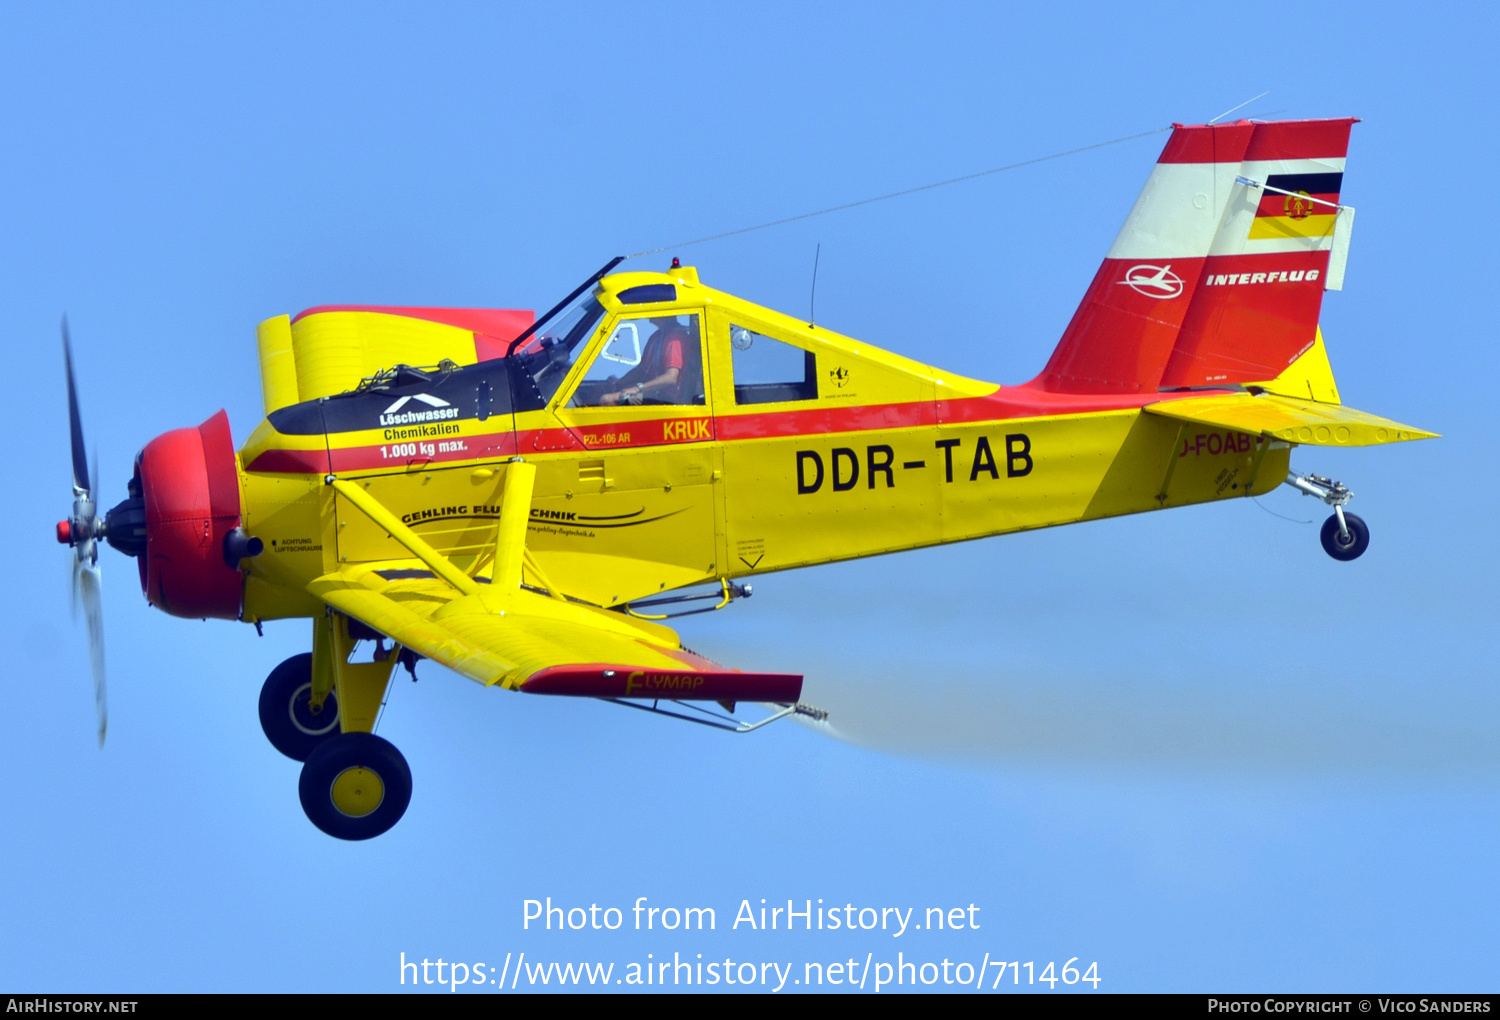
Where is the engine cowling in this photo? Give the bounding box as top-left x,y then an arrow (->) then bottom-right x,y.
123,410 -> 245,620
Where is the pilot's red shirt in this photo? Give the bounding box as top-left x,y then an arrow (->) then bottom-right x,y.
639,326 -> 686,378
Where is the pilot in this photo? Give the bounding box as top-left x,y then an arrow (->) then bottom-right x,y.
599,317 -> 692,406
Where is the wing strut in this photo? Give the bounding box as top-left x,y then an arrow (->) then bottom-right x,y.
330,463 -> 566,602
327,476 -> 481,596
492,459 -> 534,592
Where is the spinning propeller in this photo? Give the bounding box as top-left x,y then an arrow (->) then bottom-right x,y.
58,318 -> 108,746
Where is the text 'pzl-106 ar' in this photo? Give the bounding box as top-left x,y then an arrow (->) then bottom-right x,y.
57,117 -> 1434,838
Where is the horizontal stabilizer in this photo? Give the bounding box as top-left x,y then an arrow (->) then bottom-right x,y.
522,666 -> 803,703
1145,393 -> 1436,446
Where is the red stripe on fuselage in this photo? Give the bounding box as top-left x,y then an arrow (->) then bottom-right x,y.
564,416 -> 716,448
246,389 -> 1227,476
245,448 -> 330,474
716,387 -> 1187,441
327,430 -> 518,473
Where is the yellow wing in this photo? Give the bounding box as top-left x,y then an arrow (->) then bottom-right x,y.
1145,392 -> 1437,447
308,567 -> 800,702
305,469 -> 800,703
312,566 -> 671,683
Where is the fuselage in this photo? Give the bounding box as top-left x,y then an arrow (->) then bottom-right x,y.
229,266 -> 1286,625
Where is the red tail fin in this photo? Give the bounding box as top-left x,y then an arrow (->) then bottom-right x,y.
1160,119 -> 1355,387
1032,118 -> 1356,394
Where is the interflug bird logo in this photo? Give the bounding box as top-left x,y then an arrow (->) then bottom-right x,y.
1119,264 -> 1184,300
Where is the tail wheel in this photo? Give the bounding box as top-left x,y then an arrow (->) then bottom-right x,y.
257,653 -> 340,762
298,732 -> 412,841
1320,512 -> 1370,561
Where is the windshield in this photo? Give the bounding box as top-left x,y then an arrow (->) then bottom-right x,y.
509,294 -> 607,409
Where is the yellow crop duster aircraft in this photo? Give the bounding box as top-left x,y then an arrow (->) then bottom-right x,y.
57,117 -> 1433,838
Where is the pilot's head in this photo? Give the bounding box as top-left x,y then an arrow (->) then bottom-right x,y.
649,316 -> 684,338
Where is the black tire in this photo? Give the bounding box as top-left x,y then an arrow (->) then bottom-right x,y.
257,653 -> 340,762
1320,512 -> 1369,561
298,732 -> 412,841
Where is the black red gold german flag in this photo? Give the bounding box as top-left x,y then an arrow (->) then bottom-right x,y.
1250,172 -> 1342,239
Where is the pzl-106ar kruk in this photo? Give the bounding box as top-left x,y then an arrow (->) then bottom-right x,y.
58,117 -> 1434,839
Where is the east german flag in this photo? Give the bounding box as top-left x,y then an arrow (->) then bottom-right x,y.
1248,172 -> 1342,240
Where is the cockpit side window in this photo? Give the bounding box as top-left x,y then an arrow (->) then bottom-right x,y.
729,324 -> 818,404
568,314 -> 705,408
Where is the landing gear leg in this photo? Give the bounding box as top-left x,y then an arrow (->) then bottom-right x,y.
295,612 -> 412,839
1284,472 -> 1370,561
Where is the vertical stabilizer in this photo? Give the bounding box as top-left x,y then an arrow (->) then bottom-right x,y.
1033,122 -> 1255,393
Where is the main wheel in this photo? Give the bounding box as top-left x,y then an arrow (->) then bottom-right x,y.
1320,512 -> 1370,561
298,732 -> 412,841
258,653 -> 340,762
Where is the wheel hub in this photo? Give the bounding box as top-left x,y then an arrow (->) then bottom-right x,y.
289,683 -> 339,737
330,766 -> 385,817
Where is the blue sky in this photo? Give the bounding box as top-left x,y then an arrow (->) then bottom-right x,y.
1,1 -> 1496,993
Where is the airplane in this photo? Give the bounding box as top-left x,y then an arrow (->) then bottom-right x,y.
56,116 -> 1435,839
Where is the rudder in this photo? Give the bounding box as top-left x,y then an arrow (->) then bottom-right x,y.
1160,118 -> 1356,387
1033,118 -> 1358,395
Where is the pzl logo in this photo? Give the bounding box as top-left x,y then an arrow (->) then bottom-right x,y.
1118,264 -> 1184,300
624,671 -> 706,695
